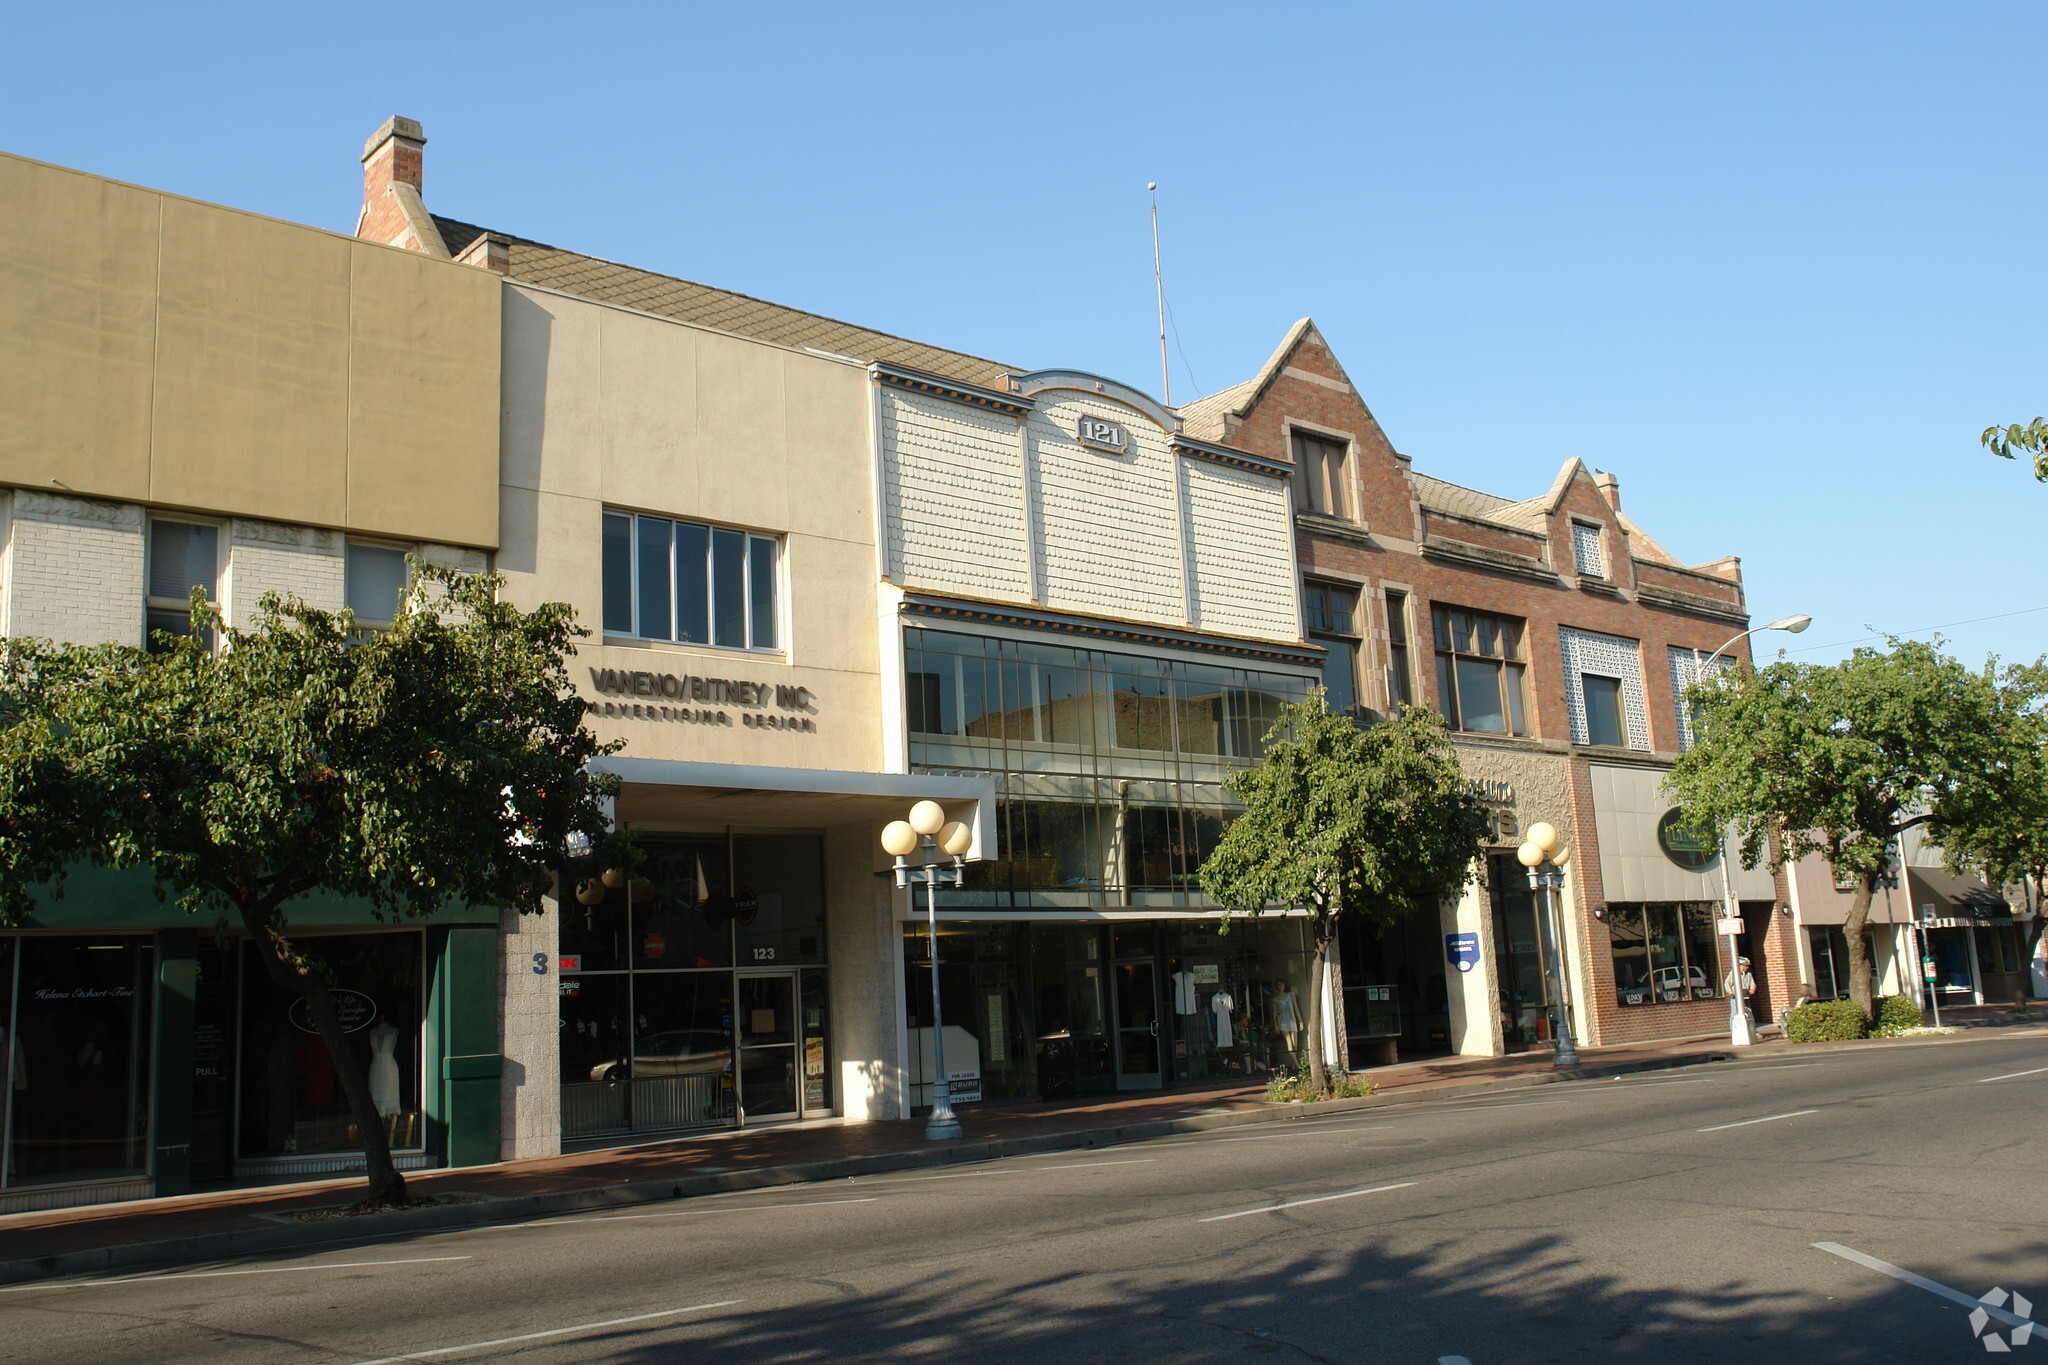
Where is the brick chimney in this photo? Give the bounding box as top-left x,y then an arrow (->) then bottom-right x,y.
356,116 -> 448,257
1592,469 -> 1620,510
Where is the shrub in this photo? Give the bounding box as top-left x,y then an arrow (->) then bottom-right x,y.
1785,998 -> 1870,1042
1870,994 -> 1924,1037
1264,1054 -> 1378,1102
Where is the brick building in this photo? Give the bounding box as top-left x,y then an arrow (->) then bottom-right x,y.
1182,320 -> 1801,1058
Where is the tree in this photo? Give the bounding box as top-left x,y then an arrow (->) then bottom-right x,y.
1197,693 -> 1490,1092
0,564 -> 622,1206
1668,639 -> 2012,1016
1926,661 -> 2048,999
1981,420 -> 2048,481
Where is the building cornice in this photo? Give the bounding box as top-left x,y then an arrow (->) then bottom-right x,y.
1633,584 -> 1750,627
899,593 -> 1326,668
1421,536 -> 1564,587
872,363 -> 1034,417
1171,436 -> 1292,480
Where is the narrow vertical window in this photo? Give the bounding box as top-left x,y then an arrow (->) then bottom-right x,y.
601,512 -> 633,635
1385,591 -> 1412,706
146,520 -> 219,651
1571,522 -> 1605,578
674,521 -> 710,644
711,528 -> 746,649
747,536 -> 778,650
636,517 -> 674,642
1582,674 -> 1624,747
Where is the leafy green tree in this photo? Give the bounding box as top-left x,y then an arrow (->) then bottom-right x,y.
1198,693 -> 1490,1092
1669,639 -> 2012,1015
1927,661 -> 2048,997
1982,419 -> 2048,481
0,564 -> 621,1206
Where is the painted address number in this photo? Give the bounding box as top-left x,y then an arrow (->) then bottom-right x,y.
753,947 -> 777,961
1076,416 -> 1129,453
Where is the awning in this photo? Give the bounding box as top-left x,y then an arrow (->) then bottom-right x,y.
592,757 -> 999,860
1905,866 -> 2014,929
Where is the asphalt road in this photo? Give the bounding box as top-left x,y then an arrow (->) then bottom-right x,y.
6,1034 -> 2046,1364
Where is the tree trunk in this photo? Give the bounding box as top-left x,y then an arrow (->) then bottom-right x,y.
1843,873 -> 1876,1017
2020,882 -> 2045,1004
237,902 -> 409,1207
1304,911 -> 1332,1095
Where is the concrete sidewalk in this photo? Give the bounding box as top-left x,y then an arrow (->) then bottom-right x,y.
4,1020 -> 2034,1285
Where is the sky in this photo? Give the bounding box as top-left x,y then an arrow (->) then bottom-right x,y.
4,1 -> 2043,669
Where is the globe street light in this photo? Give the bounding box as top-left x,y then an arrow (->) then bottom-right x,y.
883,801 -> 974,1141
1691,613 -> 1811,1047
1517,822 -> 1579,1066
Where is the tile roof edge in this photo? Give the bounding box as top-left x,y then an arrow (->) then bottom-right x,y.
429,215 -> 1019,376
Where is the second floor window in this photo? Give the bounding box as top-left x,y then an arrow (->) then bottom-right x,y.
346,544 -> 410,632
146,519 -> 218,651
1303,581 -> 1360,716
603,510 -> 779,650
1291,431 -> 1351,519
1386,591 -> 1414,707
1432,606 -> 1527,736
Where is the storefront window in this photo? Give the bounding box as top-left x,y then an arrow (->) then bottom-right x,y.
560,831 -> 827,1137
238,934 -> 423,1158
3,937 -> 155,1187
1609,904 -> 1722,1006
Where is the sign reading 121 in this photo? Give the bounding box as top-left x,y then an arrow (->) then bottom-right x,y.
1075,416 -> 1130,453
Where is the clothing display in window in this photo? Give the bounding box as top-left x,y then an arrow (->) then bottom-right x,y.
367,1020 -> 401,1116
1210,990 -> 1235,1049
1170,970 -> 1198,1015
1270,984 -> 1301,1051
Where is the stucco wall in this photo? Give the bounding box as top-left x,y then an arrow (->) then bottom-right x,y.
0,151 -> 500,548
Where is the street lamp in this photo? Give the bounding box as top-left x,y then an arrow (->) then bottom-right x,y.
1517,822 -> 1579,1067
1692,613 -> 1811,1047
882,800 -> 974,1142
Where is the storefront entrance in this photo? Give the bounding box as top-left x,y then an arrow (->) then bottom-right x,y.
1110,959 -> 1162,1088
558,831 -> 832,1139
1487,855 -> 1552,1053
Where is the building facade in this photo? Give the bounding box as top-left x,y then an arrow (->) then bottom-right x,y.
1179,321 -> 1800,1059
0,145 -> 503,1210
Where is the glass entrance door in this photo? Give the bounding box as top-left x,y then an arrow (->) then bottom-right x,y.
1110,959 -> 1162,1089
737,974 -> 799,1121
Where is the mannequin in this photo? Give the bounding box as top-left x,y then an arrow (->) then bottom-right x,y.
1210,989 -> 1235,1049
1271,983 -> 1301,1053
367,1017 -> 401,1117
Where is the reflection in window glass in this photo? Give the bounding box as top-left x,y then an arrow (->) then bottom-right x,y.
1609,903 -> 1724,1006
1432,606 -> 1528,736
602,512 -> 633,634
747,536 -> 777,649
675,522 -> 709,644
1610,909 -> 1651,1006
1583,674 -> 1624,747
711,528 -> 746,649
601,512 -> 778,650
1681,906 -> 1723,998
9,937 -> 154,1185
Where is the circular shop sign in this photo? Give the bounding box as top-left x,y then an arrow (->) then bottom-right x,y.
1656,808 -> 1720,872
289,989 -> 378,1035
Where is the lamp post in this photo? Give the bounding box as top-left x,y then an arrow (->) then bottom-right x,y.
1518,821 -> 1578,1066
882,801 -> 975,1142
1691,613 -> 1811,1047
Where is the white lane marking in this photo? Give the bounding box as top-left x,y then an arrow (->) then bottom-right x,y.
1151,1127 -> 1397,1147
1746,1063 -> 1823,1070
1031,1159 -> 1157,1171
1432,1101 -> 1571,1112
1978,1065 -> 2048,1083
344,1298 -> 741,1364
1199,1181 -> 1417,1222
521,1197 -> 877,1228
1697,1109 -> 1818,1132
0,1256 -> 471,1293
1813,1242 -> 2035,1330
1439,1357 -> 1474,1365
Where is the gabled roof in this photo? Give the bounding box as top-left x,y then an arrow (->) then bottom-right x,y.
1178,317 -> 1317,442
434,216 -> 1016,389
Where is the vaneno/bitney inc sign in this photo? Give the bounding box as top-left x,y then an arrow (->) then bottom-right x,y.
1656,807 -> 1720,871
585,667 -> 819,733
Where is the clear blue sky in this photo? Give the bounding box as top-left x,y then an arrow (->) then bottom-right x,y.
6,1 -> 2042,668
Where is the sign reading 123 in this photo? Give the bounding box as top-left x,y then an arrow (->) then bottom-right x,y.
1075,416 -> 1130,453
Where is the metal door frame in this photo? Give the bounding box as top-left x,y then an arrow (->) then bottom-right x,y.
735,969 -> 802,1123
1108,956 -> 1163,1090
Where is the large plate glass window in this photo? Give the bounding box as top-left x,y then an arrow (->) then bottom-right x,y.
601,510 -> 780,651
1608,903 -> 1724,1006
1431,606 -> 1528,736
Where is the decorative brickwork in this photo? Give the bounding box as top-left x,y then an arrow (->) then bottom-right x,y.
1558,626 -> 1650,750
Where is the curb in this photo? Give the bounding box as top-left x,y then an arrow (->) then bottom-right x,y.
0,1046 -> 1729,1286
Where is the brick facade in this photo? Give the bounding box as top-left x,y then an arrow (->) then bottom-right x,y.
1191,321 -> 1790,1051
